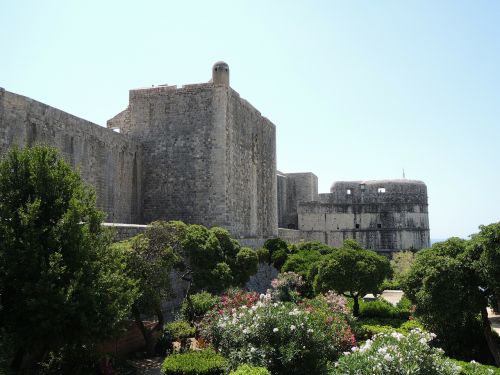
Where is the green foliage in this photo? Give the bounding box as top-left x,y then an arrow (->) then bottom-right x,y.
117,222 -> 181,315
333,329 -> 461,375
202,296 -> 354,375
390,251 -> 416,283
161,349 -> 227,375
293,240 -> 336,255
468,222 -> 500,309
282,249 -> 323,296
180,226 -> 258,293
402,236 -> 500,364
164,320 -> 196,339
234,247 -> 259,285
314,241 -> 392,316
359,299 -> 410,320
380,278 -> 401,290
0,146 -> 137,371
263,238 -> 290,270
181,292 -> 220,323
451,359 -> 500,375
255,247 -> 270,263
229,364 -> 271,375
353,318 -> 424,341
37,343 -> 100,375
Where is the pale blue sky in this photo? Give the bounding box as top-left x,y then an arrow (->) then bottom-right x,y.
1,1 -> 499,239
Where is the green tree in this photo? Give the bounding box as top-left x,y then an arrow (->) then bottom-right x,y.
282,249 -> 324,296
114,221 -> 183,355
390,250 -> 416,283
314,241 -> 391,316
469,223 -> 500,313
0,146 -> 137,374
402,236 -> 500,365
263,237 -> 290,270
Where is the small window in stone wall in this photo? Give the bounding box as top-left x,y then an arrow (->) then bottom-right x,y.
360,184 -> 365,190
346,189 -> 352,195
355,224 -> 360,229
378,187 -> 386,193
377,223 -> 382,228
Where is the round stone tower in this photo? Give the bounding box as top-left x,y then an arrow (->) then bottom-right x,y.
212,61 -> 229,86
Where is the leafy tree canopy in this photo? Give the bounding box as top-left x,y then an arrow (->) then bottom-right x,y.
0,146 -> 138,373
313,240 -> 391,316
402,233 -> 500,365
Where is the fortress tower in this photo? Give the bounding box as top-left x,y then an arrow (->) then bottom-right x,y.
108,62 -> 278,240
277,177 -> 430,253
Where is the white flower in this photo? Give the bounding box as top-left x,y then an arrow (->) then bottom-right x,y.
273,327 -> 279,332
250,346 -> 256,352
383,353 -> 392,361
307,329 -> 313,333
290,325 -> 296,331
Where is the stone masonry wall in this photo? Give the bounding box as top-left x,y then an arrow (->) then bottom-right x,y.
277,172 -> 318,230
110,83 -> 278,239
112,84 -> 228,228
297,180 -> 430,252
226,89 -> 277,238
0,89 -> 143,223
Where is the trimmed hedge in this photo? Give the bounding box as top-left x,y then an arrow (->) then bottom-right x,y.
229,364 -> 271,375
161,349 -> 227,375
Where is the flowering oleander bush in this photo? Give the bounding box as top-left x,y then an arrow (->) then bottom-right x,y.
202,294 -> 354,375
318,291 -> 351,316
332,329 -> 462,375
219,289 -> 260,312
269,272 -> 305,302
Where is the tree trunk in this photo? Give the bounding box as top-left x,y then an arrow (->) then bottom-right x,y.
133,306 -> 156,356
481,306 -> 500,366
352,295 -> 360,317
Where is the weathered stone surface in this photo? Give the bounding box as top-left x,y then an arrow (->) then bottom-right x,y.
0,88 -> 143,223
278,177 -> 430,253
277,171 -> 318,229
109,81 -> 277,239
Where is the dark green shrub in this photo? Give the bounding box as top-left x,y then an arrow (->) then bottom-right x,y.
282,249 -> 323,296
229,364 -> 271,375
256,247 -> 270,263
181,292 -> 220,322
161,349 -> 227,375
359,299 -> 410,319
164,320 -> 196,340
396,295 -> 413,311
263,238 -> 289,270
294,240 -> 336,255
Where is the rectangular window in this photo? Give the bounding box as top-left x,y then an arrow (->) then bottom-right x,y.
355,224 -> 360,229
378,187 -> 386,193
360,184 -> 365,191
346,189 -> 352,195
377,223 -> 382,228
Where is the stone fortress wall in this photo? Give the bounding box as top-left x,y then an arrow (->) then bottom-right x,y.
0,62 -> 430,252
0,62 -> 277,243
277,171 -> 318,229
277,175 -> 430,253
0,88 -> 143,223
107,62 -> 277,239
